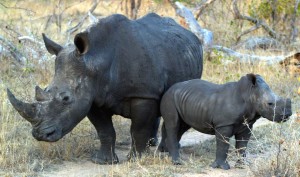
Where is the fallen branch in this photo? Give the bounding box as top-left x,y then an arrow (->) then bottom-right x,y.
18,36 -> 44,45
175,2 -> 213,50
234,37 -> 282,50
212,45 -> 288,64
88,11 -> 98,24
173,1 -> 298,65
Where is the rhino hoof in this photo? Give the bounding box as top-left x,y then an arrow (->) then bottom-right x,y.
211,160 -> 230,170
91,150 -> 119,164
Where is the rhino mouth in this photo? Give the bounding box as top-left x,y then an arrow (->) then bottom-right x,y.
32,126 -> 62,142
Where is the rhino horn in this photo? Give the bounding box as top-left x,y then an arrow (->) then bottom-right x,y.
35,86 -> 50,101
7,89 -> 38,123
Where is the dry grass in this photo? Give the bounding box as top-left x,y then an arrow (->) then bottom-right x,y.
0,0 -> 299,176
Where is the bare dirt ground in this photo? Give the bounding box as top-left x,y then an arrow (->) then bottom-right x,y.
39,125 -> 266,177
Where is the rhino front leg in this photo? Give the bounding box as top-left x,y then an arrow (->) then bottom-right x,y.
87,106 -> 118,164
211,126 -> 233,170
128,99 -> 159,159
234,128 -> 252,168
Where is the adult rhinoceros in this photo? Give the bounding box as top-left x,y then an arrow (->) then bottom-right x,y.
7,13 -> 203,164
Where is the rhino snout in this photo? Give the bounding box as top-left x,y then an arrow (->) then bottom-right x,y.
277,98 -> 292,122
32,126 -> 62,142
282,98 -> 292,120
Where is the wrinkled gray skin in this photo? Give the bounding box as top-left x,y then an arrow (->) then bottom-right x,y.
7,13 -> 203,164
158,74 -> 292,170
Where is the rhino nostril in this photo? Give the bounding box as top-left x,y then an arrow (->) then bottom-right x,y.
63,96 -> 70,102
268,102 -> 274,106
46,130 -> 55,138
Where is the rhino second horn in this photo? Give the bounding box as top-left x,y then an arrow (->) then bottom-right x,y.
7,89 -> 38,123
35,86 -> 50,101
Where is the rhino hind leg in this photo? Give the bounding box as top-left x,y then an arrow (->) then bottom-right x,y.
129,99 -> 159,159
87,106 -> 119,164
148,117 -> 161,146
160,107 -> 182,164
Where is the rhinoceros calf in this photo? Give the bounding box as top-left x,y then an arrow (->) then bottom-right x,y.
7,13 -> 203,164
159,74 -> 292,170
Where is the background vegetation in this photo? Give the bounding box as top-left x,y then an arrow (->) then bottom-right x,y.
0,0 -> 299,176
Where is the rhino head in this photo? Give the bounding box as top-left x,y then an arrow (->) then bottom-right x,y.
243,74 -> 292,122
7,33 -> 95,142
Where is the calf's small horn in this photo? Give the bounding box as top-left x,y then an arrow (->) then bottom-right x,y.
7,89 -> 38,122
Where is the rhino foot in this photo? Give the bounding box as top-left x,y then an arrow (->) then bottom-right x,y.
91,150 -> 119,164
211,160 -> 230,170
172,159 -> 183,165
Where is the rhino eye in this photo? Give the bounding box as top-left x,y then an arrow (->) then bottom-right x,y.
268,102 -> 274,106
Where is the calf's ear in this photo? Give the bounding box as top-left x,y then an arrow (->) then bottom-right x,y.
74,32 -> 89,55
246,73 -> 257,86
42,33 -> 62,56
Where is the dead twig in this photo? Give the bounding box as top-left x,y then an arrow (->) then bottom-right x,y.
232,0 -> 281,41
0,1 -> 35,14
66,0 -> 99,34
0,35 -> 25,64
236,24 -> 260,43
290,0 -> 300,42
195,0 -> 217,20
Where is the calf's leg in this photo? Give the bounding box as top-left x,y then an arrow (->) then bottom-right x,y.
158,120 -> 190,153
211,126 -> 233,170
235,128 -> 252,167
158,122 -> 168,152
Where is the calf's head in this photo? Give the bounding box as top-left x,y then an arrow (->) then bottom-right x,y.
7,33 -> 95,142
241,74 -> 292,122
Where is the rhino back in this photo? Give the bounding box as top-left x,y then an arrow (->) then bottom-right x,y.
84,13 -> 202,101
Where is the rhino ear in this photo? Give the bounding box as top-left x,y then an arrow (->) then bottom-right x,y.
74,32 -> 89,55
246,73 -> 257,86
42,33 -> 62,56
